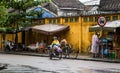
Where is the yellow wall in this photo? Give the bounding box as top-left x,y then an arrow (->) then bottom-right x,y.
26,13 -> 120,53
62,17 -> 81,52
81,15 -> 96,52
1,13 -> 120,53
42,15 -> 98,52
0,32 -> 22,51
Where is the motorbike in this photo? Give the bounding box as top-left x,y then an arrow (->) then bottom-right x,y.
48,45 -> 62,60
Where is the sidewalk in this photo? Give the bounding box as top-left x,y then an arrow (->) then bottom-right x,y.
1,51 -> 120,63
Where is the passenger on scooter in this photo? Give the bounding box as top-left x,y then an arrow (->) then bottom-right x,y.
60,38 -> 68,47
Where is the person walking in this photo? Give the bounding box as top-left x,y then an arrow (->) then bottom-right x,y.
91,31 -> 100,58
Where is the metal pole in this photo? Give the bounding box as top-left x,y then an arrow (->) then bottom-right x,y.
101,27 -> 104,58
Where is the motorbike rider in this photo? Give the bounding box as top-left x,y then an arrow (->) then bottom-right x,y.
51,36 -> 61,54
51,36 -> 60,47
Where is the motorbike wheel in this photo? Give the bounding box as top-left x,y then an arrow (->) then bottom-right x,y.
49,50 -> 53,60
50,54 -> 53,60
59,52 -> 62,60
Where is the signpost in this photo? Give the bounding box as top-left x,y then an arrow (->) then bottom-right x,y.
97,16 -> 106,27
97,16 -> 106,58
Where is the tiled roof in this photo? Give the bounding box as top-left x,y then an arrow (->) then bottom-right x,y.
41,2 -> 58,14
84,5 -> 96,11
99,0 -> 120,11
53,0 -> 85,10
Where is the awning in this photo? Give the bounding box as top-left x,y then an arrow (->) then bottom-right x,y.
31,24 -> 70,35
89,20 -> 120,32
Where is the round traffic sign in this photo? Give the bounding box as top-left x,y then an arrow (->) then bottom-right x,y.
97,16 -> 106,27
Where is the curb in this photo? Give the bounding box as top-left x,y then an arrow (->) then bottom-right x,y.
1,52 -> 120,63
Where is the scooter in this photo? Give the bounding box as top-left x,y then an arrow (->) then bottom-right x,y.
49,45 -> 62,60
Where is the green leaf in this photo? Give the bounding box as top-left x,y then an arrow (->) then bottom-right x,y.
0,6 -> 8,26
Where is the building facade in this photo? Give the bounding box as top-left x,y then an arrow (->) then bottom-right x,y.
0,0 -> 120,53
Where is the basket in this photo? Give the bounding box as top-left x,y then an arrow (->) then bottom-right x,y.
109,52 -> 116,59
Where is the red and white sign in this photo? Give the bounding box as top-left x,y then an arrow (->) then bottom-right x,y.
97,16 -> 106,27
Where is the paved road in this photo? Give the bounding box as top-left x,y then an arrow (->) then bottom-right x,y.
0,54 -> 120,73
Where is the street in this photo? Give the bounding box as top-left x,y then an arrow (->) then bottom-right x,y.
0,54 -> 120,73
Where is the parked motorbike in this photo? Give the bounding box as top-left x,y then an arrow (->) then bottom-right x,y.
48,45 -> 62,60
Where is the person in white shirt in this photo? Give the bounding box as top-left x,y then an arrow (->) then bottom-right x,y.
91,31 -> 100,58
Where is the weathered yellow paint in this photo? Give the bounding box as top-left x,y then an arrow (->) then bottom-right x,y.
1,13 -> 120,53
62,17 -> 81,52
0,32 -> 22,51
24,14 -> 120,53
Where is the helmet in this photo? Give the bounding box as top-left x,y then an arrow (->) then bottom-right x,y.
53,36 -> 57,39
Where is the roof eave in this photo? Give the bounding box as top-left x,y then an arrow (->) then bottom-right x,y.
60,7 -> 84,10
